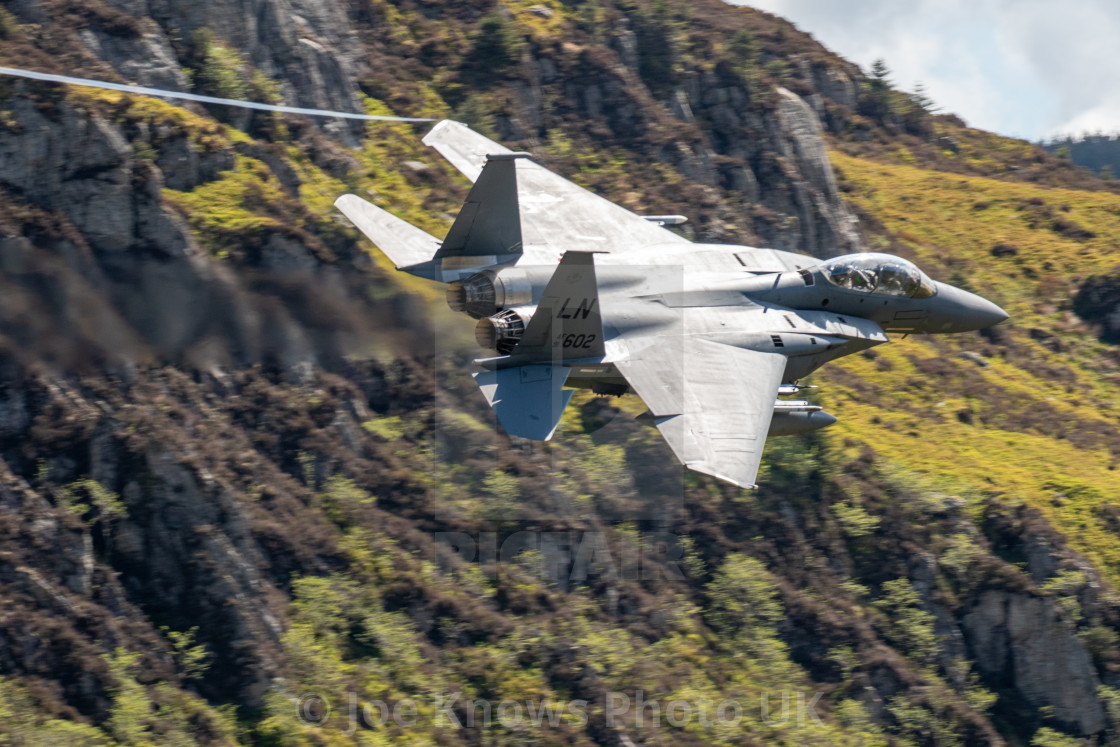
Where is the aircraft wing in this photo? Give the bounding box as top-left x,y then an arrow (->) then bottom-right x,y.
423,120 -> 690,256
614,338 -> 787,489
422,120 -> 515,182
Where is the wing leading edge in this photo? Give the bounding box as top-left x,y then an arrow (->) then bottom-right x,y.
615,339 -> 787,489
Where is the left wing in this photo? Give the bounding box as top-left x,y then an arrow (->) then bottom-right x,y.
423,120 -> 690,256
615,338 -> 787,489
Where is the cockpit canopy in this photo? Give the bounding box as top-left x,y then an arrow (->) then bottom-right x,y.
819,253 -> 937,299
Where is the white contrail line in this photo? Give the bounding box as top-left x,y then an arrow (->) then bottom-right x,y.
0,66 -> 434,122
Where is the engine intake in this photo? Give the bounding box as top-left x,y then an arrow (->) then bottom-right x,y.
475,307 -> 534,354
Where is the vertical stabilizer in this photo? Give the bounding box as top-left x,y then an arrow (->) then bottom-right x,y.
516,251 -> 607,361
436,153 -> 527,261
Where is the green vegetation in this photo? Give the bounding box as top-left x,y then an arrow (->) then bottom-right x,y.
0,652 -> 240,746
162,626 -> 211,681
858,58 -> 894,123
1031,726 -> 1083,747
633,0 -> 681,95
0,675 -> 116,745
825,150 -> 1120,584
191,29 -> 250,101
1041,132 -> 1120,180
721,28 -> 760,84
0,7 -> 17,39
58,477 -> 127,524
706,553 -> 783,649
164,154 -> 288,251
874,579 -> 938,664
474,11 -> 522,71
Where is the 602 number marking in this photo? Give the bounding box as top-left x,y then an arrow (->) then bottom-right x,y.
557,333 -> 596,349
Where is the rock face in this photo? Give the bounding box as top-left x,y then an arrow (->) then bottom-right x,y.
98,0 -> 363,142
962,590 -> 1106,735
12,0 -> 866,257
530,38 -> 864,256
0,445 -> 174,715
0,84 -> 393,373
78,26 -> 191,92
0,363 -> 373,708
0,91 -> 248,367
763,87 -> 860,256
0,94 -> 189,255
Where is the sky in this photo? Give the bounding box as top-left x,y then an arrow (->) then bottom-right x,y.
728,0 -> 1120,142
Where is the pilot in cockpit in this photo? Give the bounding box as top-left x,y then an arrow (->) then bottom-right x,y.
819,254 -> 936,298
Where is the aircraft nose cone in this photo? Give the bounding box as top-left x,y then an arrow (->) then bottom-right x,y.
932,283 -> 1010,332
972,295 -> 1009,329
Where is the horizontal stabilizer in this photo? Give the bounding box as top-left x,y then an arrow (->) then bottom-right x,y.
473,365 -> 573,440
335,194 -> 441,270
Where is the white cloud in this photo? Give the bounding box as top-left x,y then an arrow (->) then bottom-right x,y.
1052,104 -> 1120,138
728,0 -> 1120,140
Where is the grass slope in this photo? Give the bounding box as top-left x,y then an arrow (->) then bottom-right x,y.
826,151 -> 1120,585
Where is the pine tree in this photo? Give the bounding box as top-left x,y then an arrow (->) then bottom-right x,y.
910,81 -> 938,114
859,58 -> 895,124
869,58 -> 891,88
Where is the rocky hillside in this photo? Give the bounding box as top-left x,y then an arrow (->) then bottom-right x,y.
2,1 -> 1120,745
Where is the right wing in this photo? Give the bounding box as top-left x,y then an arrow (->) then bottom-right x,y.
423,120 -> 690,256
614,338 -> 787,489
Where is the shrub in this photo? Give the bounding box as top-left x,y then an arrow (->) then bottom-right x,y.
834,500 -> 881,538
191,29 -> 249,100
874,578 -> 938,664
0,7 -> 16,39
1031,726 -> 1082,747
705,553 -> 782,637
474,11 -> 521,71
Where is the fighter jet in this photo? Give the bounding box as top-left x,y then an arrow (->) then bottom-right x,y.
335,120 -> 1008,489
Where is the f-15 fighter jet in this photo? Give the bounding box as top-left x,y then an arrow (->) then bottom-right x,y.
336,121 -> 1008,489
